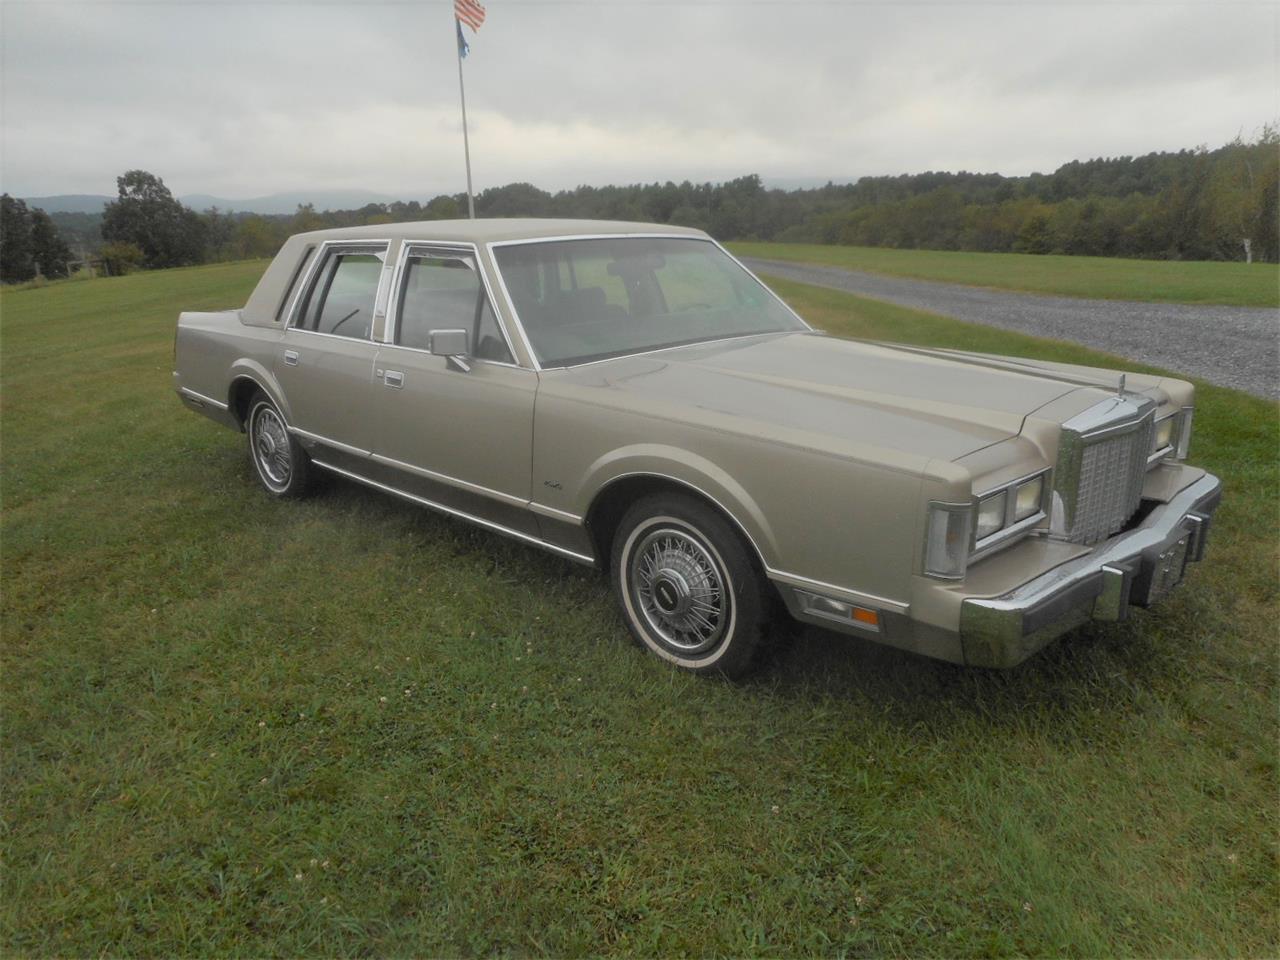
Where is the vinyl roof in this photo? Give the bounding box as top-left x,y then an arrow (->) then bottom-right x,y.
291,217 -> 709,244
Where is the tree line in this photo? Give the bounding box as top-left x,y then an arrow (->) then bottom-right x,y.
2,126 -> 1276,283
0,195 -> 74,282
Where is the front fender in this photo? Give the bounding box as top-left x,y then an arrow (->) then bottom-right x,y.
577,443 -> 781,567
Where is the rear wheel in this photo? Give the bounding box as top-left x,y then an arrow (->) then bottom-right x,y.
611,493 -> 770,678
246,391 -> 313,498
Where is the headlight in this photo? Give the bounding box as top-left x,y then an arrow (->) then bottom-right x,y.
1153,415 -> 1176,456
926,469 -> 1049,578
924,503 -> 972,579
1013,475 -> 1044,522
975,492 -> 1007,540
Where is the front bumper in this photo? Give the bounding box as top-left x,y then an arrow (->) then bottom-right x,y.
958,471 -> 1222,667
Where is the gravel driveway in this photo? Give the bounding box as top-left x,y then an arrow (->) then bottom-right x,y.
744,257 -> 1280,400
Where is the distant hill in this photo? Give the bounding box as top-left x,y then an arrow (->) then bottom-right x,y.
23,190 -> 403,216
178,189 -> 405,214
22,194 -> 113,213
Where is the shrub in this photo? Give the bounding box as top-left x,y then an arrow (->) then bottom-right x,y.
100,241 -> 145,276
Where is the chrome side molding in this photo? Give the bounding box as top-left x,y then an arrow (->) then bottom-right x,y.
310,458 -> 596,566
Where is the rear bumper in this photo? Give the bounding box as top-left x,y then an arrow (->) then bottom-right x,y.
958,471 -> 1222,667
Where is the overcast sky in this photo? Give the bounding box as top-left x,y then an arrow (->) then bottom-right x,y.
1,0 -> 1277,200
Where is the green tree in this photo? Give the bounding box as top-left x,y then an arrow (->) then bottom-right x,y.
30,208 -> 73,278
1,194 -> 36,282
290,203 -> 326,234
200,207 -> 238,261
424,195 -> 462,219
101,170 -> 206,268
235,215 -> 283,259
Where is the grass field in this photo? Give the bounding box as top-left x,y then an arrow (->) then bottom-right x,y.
730,241 -> 1280,308
2,262 -> 1277,956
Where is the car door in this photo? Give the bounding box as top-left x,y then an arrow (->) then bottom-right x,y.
275,240 -> 392,458
370,243 -> 539,536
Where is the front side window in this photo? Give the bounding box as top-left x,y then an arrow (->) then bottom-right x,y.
491,237 -> 805,367
295,246 -> 386,340
396,251 -> 513,363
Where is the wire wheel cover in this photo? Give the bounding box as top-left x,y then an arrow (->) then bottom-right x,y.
630,526 -> 729,654
252,405 -> 291,487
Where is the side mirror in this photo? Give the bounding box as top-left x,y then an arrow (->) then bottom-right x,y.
427,328 -> 471,372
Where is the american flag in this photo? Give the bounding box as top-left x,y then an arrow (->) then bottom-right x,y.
455,0 -> 486,32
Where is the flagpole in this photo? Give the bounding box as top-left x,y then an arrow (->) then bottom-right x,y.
454,18 -> 476,219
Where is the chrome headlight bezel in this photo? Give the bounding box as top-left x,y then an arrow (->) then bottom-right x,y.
1150,407 -> 1194,464
971,468 -> 1051,562
923,468 -> 1051,579
1175,406 -> 1194,460
975,490 -> 1008,540
1150,412 -> 1177,463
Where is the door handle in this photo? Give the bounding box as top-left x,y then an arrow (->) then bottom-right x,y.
283,350 -> 299,366
383,370 -> 404,388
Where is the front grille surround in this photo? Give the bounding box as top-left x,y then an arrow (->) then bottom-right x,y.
1050,396 -> 1156,545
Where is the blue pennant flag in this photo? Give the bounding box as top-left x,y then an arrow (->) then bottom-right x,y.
456,18 -> 470,58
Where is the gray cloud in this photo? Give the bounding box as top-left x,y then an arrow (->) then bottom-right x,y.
2,0 -> 1276,199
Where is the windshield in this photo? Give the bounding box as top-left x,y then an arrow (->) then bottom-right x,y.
491,237 -> 806,366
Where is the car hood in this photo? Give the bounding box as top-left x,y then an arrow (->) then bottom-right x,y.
545,332 -> 1122,463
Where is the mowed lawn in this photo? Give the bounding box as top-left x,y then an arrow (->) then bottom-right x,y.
2,262 -> 1276,957
731,241 -> 1280,308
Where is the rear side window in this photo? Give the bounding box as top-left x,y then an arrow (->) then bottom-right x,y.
396,252 -> 514,363
294,245 -> 387,340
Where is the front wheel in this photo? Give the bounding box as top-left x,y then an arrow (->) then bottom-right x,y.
611,493 -> 771,678
246,391 -> 314,498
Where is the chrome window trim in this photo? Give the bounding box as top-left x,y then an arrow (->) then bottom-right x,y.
481,243 -> 542,371
385,240 -> 524,368
283,327 -> 388,346
310,457 -> 594,566
710,237 -> 812,331
283,239 -> 393,340
484,233 -> 812,371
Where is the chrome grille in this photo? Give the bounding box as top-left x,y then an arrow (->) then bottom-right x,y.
1070,416 -> 1152,543
1052,396 -> 1155,545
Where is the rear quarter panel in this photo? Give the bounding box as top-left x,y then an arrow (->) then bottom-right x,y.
174,311 -> 285,422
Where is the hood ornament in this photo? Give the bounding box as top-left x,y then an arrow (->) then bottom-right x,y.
1117,374 -> 1126,397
